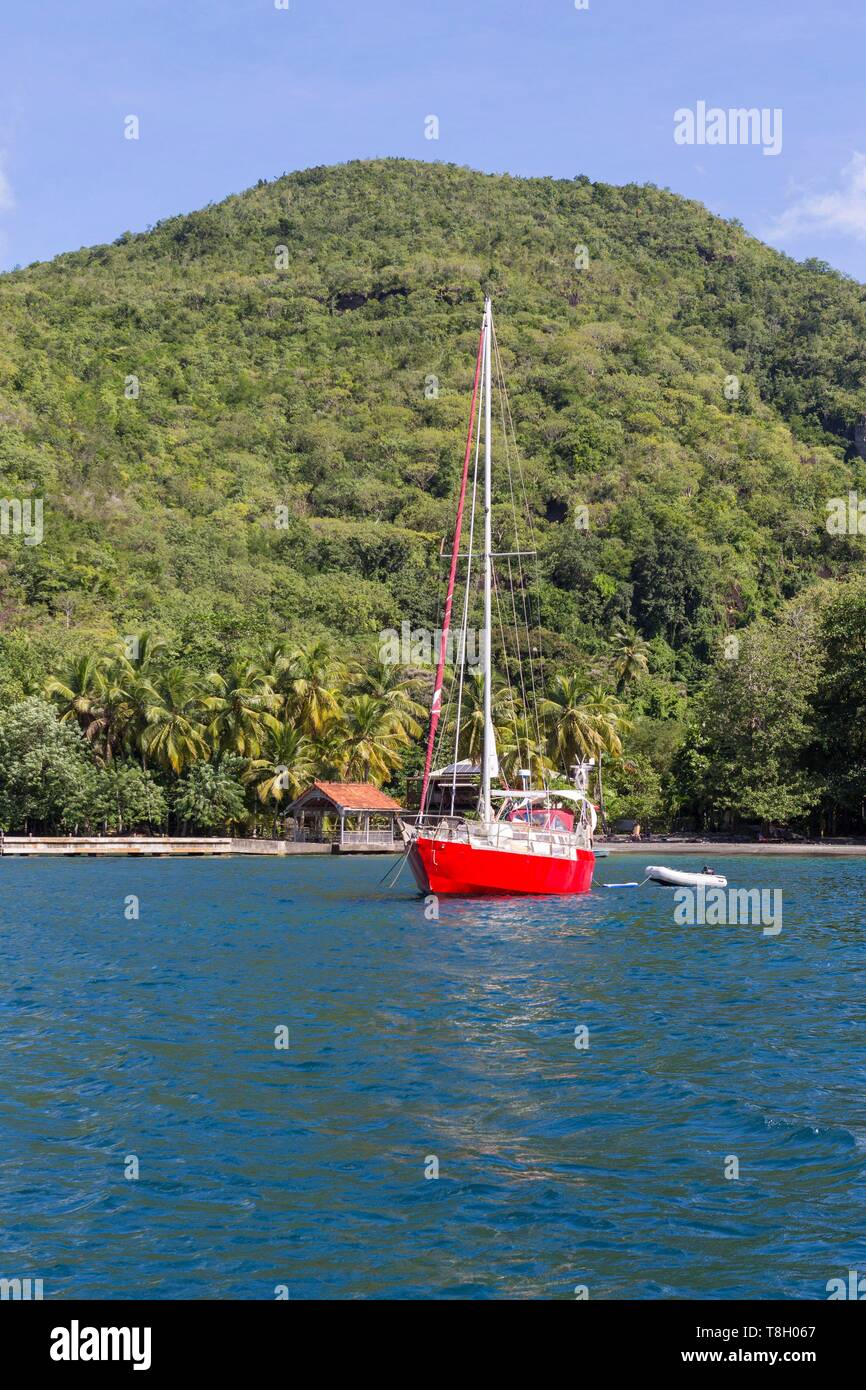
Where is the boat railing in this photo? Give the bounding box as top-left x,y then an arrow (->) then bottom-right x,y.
409,816 -> 591,855
478,824 -> 585,855
403,814 -> 466,834
411,817 -> 589,850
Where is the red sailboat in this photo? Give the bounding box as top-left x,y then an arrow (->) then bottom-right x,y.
401,299 -> 596,896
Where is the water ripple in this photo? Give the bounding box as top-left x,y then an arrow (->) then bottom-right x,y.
0,853 -> 864,1298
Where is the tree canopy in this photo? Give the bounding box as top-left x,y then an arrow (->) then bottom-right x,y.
2,159 -> 866,833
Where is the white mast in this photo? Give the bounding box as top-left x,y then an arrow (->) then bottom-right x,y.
481,298 -> 494,823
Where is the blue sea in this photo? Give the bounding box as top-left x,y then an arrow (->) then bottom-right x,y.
1,852 -> 864,1300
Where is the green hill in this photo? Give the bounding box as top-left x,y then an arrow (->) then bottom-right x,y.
3,158 -> 866,660
2,158 -> 866,833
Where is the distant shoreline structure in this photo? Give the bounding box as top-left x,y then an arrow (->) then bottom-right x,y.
0,835 -> 395,857
1,835 -> 866,858
605,840 -> 866,857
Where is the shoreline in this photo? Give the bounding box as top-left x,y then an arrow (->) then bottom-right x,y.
1,834 -> 866,858
601,840 -> 866,857
0,836 -> 398,857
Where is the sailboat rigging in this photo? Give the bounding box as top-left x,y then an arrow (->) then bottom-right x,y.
401,299 -> 596,896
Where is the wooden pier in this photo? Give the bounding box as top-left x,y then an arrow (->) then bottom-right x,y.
0,836 -> 401,857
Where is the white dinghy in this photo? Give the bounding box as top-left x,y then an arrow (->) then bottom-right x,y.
646,865 -> 727,888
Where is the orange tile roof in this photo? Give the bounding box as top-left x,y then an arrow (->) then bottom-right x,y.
304,780 -> 402,812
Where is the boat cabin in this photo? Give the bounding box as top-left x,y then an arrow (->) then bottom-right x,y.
507,805 -> 575,832
408,760 -> 480,814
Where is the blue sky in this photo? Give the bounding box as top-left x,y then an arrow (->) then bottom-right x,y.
2,0 -> 866,276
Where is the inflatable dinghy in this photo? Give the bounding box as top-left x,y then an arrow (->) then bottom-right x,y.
646,865 -> 727,888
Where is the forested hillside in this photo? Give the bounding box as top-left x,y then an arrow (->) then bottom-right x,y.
2,158 -> 866,834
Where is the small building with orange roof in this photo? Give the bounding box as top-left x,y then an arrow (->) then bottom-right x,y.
287,781 -> 402,851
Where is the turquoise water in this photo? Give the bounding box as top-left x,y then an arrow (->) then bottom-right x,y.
0,853 -> 864,1299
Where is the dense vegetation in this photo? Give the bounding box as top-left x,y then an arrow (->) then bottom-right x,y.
0,635 -> 633,834
3,158 -> 866,834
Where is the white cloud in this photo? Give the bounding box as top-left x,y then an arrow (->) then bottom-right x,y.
0,154 -> 14,213
768,152 -> 866,244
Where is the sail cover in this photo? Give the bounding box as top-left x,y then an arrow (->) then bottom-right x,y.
419,325 -> 485,815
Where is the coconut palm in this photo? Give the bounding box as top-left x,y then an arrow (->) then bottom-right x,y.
85,661 -> 137,764
581,685 -> 630,759
580,685 -> 631,830
540,673 -> 598,769
349,658 -> 425,739
114,630 -> 168,677
285,639 -> 343,736
141,667 -> 209,774
610,623 -> 650,690
68,634 -> 172,767
441,667 -> 515,764
340,694 -> 408,784
252,637 -> 296,704
498,711 -> 555,785
45,652 -> 107,736
114,669 -> 159,768
203,661 -> 282,758
309,718 -> 350,781
243,722 -> 315,806
46,652 -> 137,764
541,676 -> 630,834
541,674 -> 630,770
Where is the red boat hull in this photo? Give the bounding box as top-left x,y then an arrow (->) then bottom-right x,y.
408,835 -> 594,896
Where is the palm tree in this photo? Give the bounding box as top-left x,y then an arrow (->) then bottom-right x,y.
610,623 -> 650,690
541,676 -> 631,833
86,661 -> 137,764
115,669 -> 159,768
309,718 -> 350,781
441,667 -> 514,764
141,667 -> 209,774
582,685 -> 631,831
581,685 -> 630,759
116,630 -> 168,676
86,634 -> 172,767
203,661 -> 281,758
340,694 -> 408,784
45,652 -> 137,764
243,723 -> 315,807
252,637 -> 296,704
498,711 -> 554,786
349,659 -> 425,739
285,639 -> 343,736
45,652 -> 107,737
541,673 -> 599,770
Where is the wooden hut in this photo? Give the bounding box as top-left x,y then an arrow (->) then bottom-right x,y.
287,781 -> 402,850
